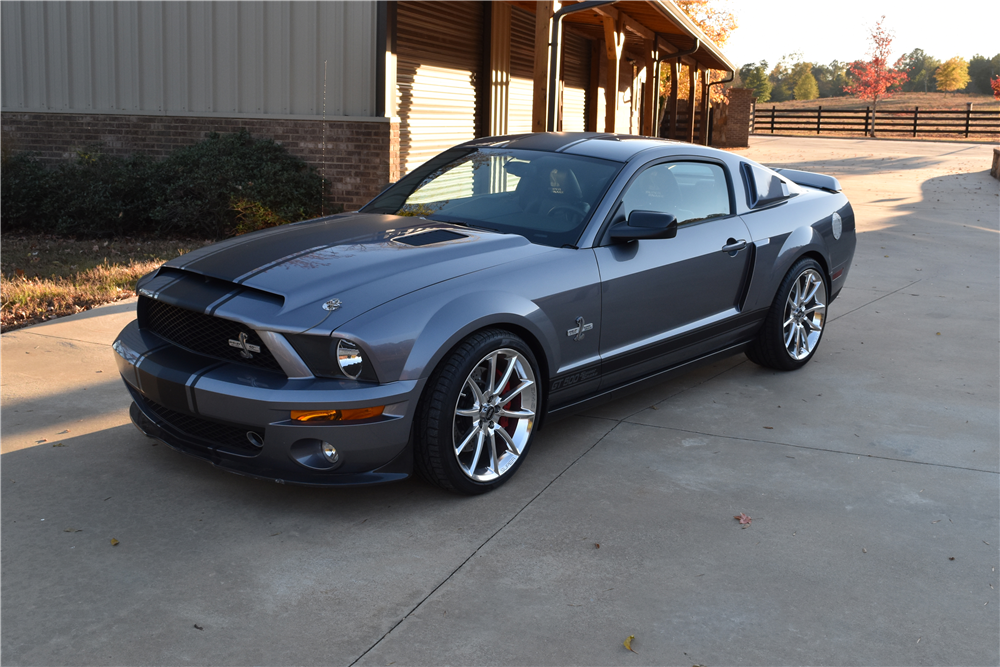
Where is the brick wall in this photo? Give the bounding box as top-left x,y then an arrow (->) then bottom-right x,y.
0,113 -> 400,211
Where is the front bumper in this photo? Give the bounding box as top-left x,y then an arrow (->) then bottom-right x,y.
114,320 -> 424,486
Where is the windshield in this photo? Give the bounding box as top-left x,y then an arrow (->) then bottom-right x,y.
362,148 -> 623,248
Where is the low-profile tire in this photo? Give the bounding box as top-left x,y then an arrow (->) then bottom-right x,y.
746,257 -> 828,371
414,329 -> 540,495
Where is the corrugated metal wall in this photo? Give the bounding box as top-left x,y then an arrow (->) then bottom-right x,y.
396,0 -> 483,174
0,1 -> 378,118
560,31 -> 589,132
507,6 -> 535,136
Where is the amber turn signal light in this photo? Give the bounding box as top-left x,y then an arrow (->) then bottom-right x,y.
291,406 -> 384,422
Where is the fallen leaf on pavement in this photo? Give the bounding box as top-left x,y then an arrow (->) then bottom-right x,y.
63,528 -> 82,533
948,557 -> 955,561
595,543 -> 600,549
734,513 -> 752,527
35,439 -> 47,444
624,635 -> 636,653
52,443 -> 65,447
57,430 -> 69,434
110,538 -> 120,546
194,624 -> 204,630
763,426 -> 773,429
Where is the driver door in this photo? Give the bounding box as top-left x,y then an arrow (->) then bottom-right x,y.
595,160 -> 753,389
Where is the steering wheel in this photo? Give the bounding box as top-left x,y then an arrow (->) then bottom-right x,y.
546,204 -> 586,225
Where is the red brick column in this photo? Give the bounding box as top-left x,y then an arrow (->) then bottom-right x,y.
718,88 -> 754,148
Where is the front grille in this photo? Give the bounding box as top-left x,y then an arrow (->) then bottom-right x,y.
135,391 -> 263,457
138,297 -> 284,374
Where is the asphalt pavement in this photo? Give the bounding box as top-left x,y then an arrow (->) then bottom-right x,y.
2,136 -> 998,666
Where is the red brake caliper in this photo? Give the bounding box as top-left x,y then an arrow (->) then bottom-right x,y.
496,367 -> 517,450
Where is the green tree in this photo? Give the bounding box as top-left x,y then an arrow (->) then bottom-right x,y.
794,72 -> 819,100
967,54 -> 1000,93
897,48 -> 940,92
767,56 -> 796,102
935,56 -> 971,93
739,61 -> 772,102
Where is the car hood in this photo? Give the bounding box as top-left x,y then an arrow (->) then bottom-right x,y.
144,213 -> 555,335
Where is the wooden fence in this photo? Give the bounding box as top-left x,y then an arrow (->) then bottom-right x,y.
751,104 -> 1000,138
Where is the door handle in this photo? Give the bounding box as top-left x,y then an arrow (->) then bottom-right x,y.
721,239 -> 747,254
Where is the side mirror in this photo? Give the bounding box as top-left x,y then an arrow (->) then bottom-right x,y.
609,211 -> 678,241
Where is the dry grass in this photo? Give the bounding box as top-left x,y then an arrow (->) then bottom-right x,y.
1,235 -> 210,332
758,92 -> 1000,111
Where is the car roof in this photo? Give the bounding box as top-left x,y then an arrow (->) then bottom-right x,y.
459,132 -> 723,163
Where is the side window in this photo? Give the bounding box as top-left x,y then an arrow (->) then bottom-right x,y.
621,162 -> 731,226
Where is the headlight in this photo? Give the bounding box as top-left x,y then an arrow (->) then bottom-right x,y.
337,340 -> 364,379
285,334 -> 379,382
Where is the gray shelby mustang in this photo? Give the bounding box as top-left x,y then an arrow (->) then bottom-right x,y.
115,132 -> 856,495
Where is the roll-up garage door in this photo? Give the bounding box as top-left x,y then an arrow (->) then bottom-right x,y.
397,1 -> 484,174
561,31 -> 591,132
508,6 -> 535,135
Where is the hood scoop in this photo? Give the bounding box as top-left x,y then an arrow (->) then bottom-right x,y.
393,229 -> 467,247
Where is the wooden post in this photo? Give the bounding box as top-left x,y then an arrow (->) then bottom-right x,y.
864,106 -> 870,136
912,107 -> 918,138
817,106 -> 822,135
667,61 -> 679,139
770,105 -> 775,134
686,63 -> 697,143
602,15 -> 624,133
641,39 -> 656,136
587,41 -> 601,132
750,99 -> 756,134
651,58 -> 662,137
531,1 -> 557,133
965,102 -> 972,138
699,69 -> 710,145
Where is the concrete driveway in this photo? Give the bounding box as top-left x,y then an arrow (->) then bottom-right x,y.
2,136 -> 998,666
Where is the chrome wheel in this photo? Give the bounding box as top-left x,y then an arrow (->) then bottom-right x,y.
782,268 -> 826,361
452,348 -> 536,483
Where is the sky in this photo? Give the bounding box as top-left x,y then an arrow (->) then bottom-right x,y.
722,0 -> 999,71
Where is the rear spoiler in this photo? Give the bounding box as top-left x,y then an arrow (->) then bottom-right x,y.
773,168 -> 842,193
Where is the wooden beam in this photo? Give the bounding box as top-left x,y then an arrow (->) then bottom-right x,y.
655,36 -> 678,56
531,1 -> 557,133
601,15 -> 625,133
591,5 -> 655,41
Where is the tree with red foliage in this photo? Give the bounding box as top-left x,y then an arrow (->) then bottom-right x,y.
844,16 -> 907,137
992,76 -> 1000,100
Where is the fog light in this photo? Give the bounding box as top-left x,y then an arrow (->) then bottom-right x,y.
321,442 -> 339,463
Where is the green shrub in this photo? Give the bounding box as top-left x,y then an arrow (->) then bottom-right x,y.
1,130 -> 329,238
1,152 -> 60,229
